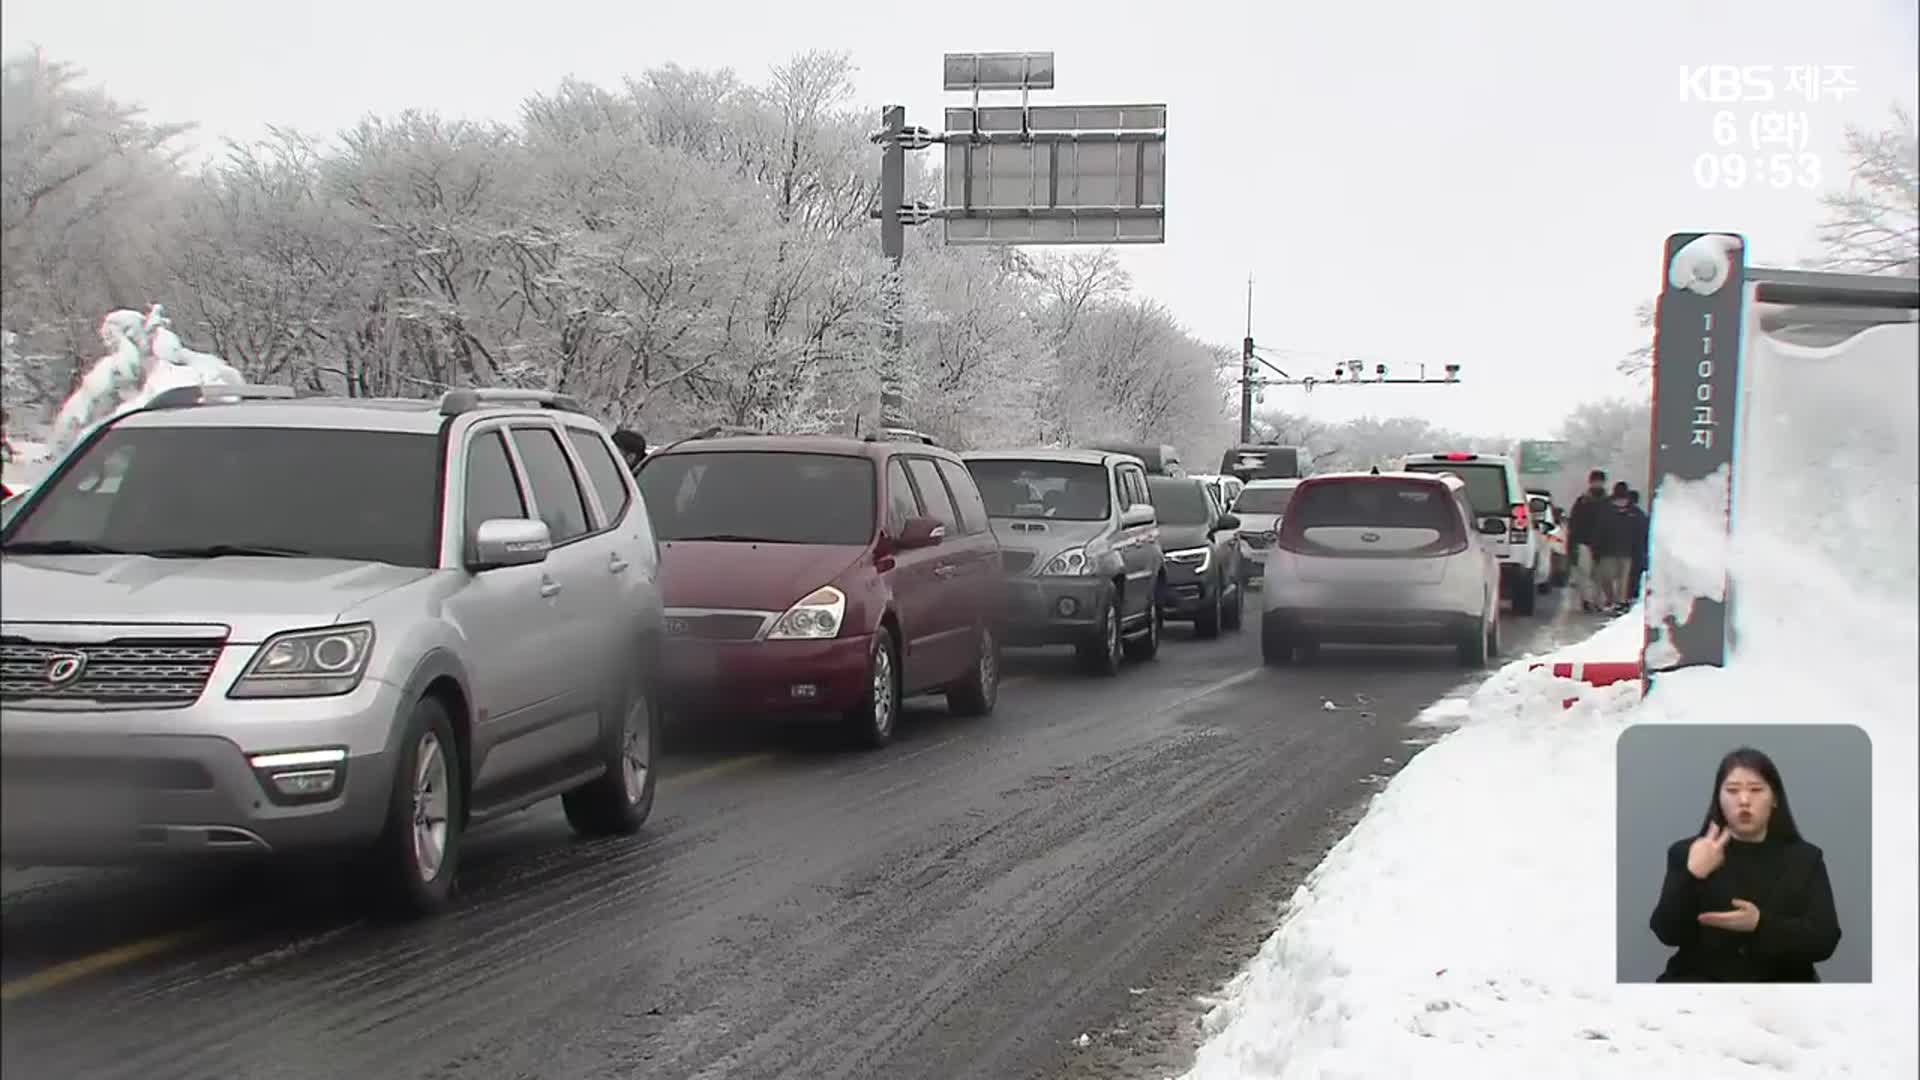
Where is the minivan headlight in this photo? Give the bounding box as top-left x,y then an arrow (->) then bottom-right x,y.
229,623 -> 375,699
768,586 -> 846,640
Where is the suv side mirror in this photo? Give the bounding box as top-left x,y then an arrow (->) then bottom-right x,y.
470,518 -> 552,569
1215,512 -> 1242,532
1477,517 -> 1508,536
1120,504 -> 1156,528
897,515 -> 946,549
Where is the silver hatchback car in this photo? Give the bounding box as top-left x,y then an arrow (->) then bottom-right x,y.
0,385 -> 664,915
1258,470 -> 1503,667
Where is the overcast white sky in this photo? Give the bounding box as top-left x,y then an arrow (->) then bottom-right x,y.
3,0 -> 1915,437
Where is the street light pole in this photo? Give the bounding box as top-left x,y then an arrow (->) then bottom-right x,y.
877,103 -> 907,429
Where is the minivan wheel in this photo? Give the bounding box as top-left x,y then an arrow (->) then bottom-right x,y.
847,631 -> 902,748
564,680 -> 657,836
1077,590 -> 1124,676
368,695 -> 464,918
1457,611 -> 1491,668
946,623 -> 1000,717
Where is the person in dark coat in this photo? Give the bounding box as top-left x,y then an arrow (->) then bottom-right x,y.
611,429 -> 648,472
1649,746 -> 1842,982
1588,481 -> 1638,610
1564,469 -> 1609,613
1624,488 -> 1650,602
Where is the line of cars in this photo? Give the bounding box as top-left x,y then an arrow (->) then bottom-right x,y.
0,380 -> 1569,915
0,389 -> 1248,915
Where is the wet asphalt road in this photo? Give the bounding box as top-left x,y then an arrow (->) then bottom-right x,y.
1,590 -> 1595,1080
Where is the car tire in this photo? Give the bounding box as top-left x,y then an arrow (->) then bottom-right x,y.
1123,600 -> 1162,662
1195,583 -> 1224,639
1261,622 -> 1294,666
847,631 -> 903,748
1077,588 -> 1125,676
1509,568 -> 1537,616
563,679 -> 657,836
1486,607 -> 1503,658
946,623 -> 1000,717
1458,611 -> 1491,668
367,695 -> 464,918
1223,579 -> 1245,632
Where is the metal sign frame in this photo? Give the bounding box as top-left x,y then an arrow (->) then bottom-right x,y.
942,51 -> 1056,92
940,104 -> 1166,246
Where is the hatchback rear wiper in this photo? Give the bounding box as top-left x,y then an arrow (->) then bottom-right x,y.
139,544 -> 317,559
0,539 -> 133,555
671,533 -> 796,544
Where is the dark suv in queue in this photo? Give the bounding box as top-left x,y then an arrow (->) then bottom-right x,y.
636,433 -> 1002,748
961,448 -> 1165,675
1148,475 -> 1245,637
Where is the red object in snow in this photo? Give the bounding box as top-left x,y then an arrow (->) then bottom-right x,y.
1528,660 -> 1642,687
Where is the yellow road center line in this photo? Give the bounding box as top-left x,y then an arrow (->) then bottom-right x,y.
1,928 -> 208,1002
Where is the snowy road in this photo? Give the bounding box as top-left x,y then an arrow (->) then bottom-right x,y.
2,597 -> 1598,1080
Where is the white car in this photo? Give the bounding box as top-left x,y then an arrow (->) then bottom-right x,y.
1259,470 -> 1502,667
1397,451 -> 1550,615
1228,477 -> 1300,585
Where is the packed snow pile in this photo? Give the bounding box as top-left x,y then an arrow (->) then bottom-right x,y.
44,305 -> 243,461
1181,318 -> 1917,1079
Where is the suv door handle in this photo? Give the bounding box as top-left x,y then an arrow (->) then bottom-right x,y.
608,553 -> 629,574
540,578 -> 562,598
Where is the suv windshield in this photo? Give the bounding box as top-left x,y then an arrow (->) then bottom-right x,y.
966,460 -> 1110,521
1,426 -> 442,567
1148,477 -> 1212,525
1232,485 -> 1296,514
638,450 -> 876,545
1290,478 -> 1456,531
1403,462 -> 1510,516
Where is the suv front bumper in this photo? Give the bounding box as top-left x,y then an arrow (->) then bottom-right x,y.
0,672 -> 410,865
1001,577 -> 1111,646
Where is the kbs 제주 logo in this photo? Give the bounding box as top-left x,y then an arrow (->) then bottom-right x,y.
44,650 -> 89,687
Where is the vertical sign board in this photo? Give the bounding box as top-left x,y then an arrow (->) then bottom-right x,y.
1644,232 -> 1747,674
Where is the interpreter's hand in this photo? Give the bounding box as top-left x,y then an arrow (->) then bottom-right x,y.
1697,898 -> 1760,933
1686,823 -> 1732,879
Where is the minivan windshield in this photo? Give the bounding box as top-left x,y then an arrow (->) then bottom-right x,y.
1403,462 -> 1510,516
1148,477 -> 1212,525
638,451 -> 876,545
966,459 -> 1110,521
1231,484 -> 1297,515
1,426 -> 442,567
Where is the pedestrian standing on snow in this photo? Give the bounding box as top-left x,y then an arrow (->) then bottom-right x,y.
1592,481 -> 1638,613
611,428 -> 648,472
1648,746 -> 1841,982
1625,488 -> 1650,602
1564,468 -> 1610,613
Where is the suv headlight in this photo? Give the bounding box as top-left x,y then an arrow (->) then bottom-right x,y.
767,586 -> 846,640
229,623 -> 375,699
1043,540 -> 1111,576
1165,545 -> 1212,573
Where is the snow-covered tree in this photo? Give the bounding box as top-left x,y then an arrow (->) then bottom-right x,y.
46,305 -> 242,458
1811,104 -> 1918,276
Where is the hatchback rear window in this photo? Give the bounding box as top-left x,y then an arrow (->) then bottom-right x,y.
637,451 -> 876,545
1289,479 -> 1457,531
1402,462 -> 1511,516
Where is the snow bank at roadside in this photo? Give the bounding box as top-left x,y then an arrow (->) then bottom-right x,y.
1180,318 -> 1918,1079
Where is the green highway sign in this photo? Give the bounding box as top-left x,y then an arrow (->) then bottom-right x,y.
1518,439 -> 1566,474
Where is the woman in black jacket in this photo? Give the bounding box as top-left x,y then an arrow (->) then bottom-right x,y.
1649,746 -> 1842,982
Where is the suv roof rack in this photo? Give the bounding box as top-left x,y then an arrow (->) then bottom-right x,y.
438,388 -> 586,417
865,426 -> 937,446
147,384 -> 299,409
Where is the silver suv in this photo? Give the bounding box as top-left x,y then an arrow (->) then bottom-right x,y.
0,385 -> 663,916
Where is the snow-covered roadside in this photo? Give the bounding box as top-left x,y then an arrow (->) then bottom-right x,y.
1179,320 -> 1919,1078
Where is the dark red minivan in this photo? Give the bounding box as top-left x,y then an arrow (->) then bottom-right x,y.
636,433 -> 1004,747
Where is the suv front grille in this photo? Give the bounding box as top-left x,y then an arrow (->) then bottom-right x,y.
1001,550 -> 1036,574
0,638 -> 226,707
